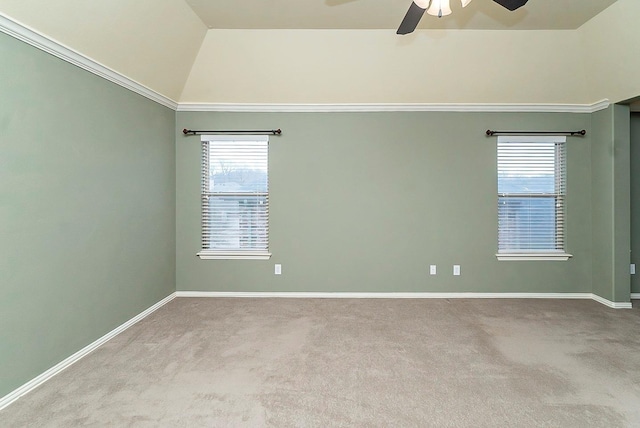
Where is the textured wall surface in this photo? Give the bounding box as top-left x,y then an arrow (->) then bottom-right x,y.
177,111 -> 593,294
0,32 -> 176,397
630,113 -> 640,294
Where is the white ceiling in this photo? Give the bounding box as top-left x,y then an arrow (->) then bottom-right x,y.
185,0 -> 618,31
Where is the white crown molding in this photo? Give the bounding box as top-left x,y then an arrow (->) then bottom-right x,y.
0,13 -> 178,110
177,100 -> 611,114
0,293 -> 176,412
588,99 -> 612,113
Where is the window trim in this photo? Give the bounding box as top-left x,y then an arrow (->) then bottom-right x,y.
197,134 -> 271,261
495,135 -> 572,262
496,252 -> 573,262
197,250 -> 271,260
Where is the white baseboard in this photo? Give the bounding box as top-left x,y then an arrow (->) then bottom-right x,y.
176,291 -> 634,309
176,291 -> 594,300
631,293 -> 640,300
591,294 -> 633,309
0,293 -> 176,412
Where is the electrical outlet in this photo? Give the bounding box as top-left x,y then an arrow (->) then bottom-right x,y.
430,265 -> 437,275
275,264 -> 282,275
631,264 -> 636,275
453,265 -> 461,276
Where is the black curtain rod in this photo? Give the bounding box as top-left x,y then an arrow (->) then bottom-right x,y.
183,128 -> 282,136
486,129 -> 586,137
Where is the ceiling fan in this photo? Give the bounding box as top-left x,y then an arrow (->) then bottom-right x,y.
397,0 -> 529,34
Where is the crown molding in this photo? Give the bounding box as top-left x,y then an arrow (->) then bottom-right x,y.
588,99 -> 612,113
177,100 -> 611,113
0,13 -> 178,110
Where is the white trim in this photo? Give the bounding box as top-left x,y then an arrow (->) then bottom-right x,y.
175,291 -> 632,309
176,291 -> 593,300
496,253 -> 573,261
590,294 -> 633,309
177,100 -> 611,114
197,251 -> 272,260
588,99 -> 612,113
630,293 -> 640,300
0,293 -> 176,412
0,13 -> 178,110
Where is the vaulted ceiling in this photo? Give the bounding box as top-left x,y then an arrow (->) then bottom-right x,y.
185,0 -> 618,31
0,0 -> 637,106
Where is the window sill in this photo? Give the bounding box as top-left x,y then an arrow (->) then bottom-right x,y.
197,251 -> 272,260
496,253 -> 573,261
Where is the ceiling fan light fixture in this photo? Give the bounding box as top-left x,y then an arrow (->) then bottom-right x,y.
397,0 -> 525,36
427,0 -> 452,17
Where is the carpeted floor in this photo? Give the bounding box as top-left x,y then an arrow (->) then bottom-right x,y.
1,298 -> 640,427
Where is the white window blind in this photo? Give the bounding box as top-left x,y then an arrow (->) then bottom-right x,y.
198,135 -> 270,260
497,136 -> 567,256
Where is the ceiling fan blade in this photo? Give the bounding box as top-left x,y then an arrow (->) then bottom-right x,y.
397,2 -> 426,35
492,0 -> 528,11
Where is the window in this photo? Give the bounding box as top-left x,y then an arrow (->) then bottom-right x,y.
496,136 -> 571,261
197,135 -> 270,260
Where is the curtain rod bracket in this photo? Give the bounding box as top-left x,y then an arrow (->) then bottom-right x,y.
183,128 -> 282,136
486,129 -> 586,137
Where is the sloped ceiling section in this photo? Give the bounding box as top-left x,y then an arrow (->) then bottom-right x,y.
579,0 -> 640,105
1,0 -> 637,106
180,29 -> 591,105
0,0 -> 207,101
185,0 -> 617,31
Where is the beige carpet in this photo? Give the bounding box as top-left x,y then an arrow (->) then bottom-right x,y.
1,298 -> 640,427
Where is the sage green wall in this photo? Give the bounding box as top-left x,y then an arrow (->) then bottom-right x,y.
0,33 -> 176,398
631,113 -> 640,294
612,105 -> 631,302
591,105 -> 631,302
591,108 -> 615,299
176,111 -> 593,294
